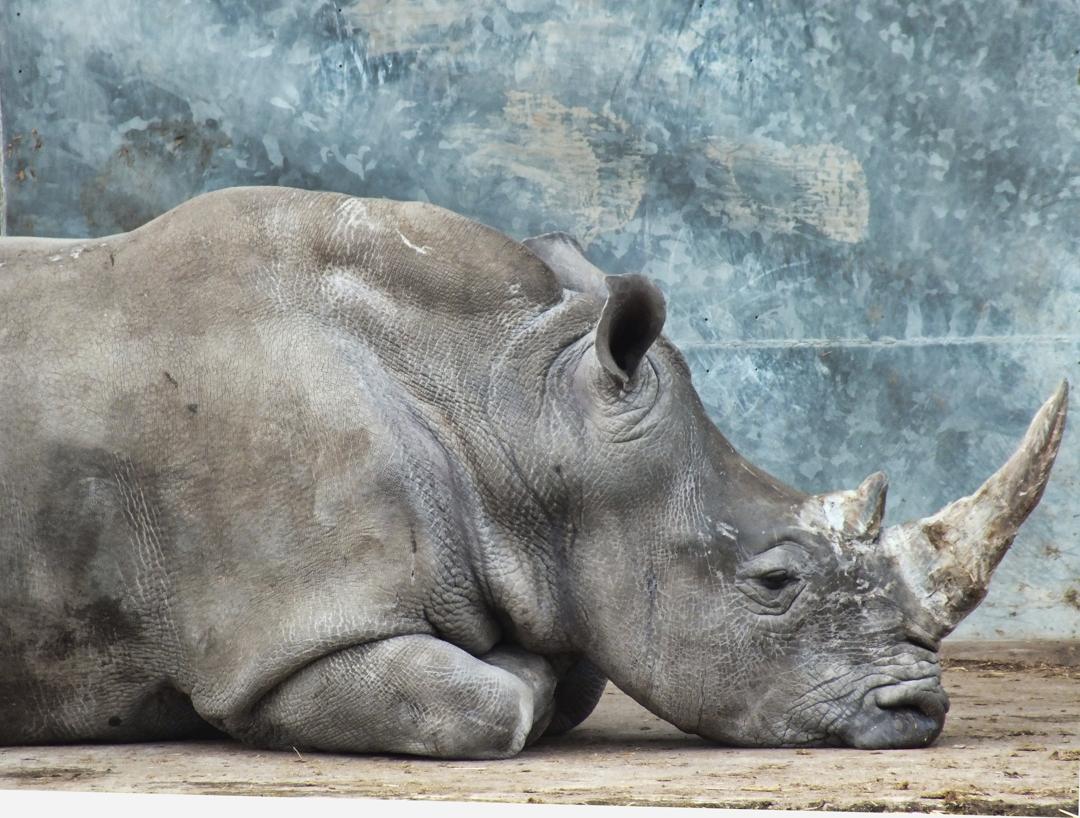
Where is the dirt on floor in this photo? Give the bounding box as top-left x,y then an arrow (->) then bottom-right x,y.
0,653 -> 1077,815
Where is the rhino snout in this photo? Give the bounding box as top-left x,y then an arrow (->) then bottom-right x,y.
845,676 -> 949,750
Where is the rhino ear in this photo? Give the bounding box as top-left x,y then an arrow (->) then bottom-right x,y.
523,232 -> 608,296
594,274 -> 667,387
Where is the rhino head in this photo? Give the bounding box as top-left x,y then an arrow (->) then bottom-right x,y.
524,237 -> 1068,749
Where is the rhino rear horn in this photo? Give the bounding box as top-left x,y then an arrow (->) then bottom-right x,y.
819,471 -> 889,540
523,232 -> 608,296
882,381 -> 1068,637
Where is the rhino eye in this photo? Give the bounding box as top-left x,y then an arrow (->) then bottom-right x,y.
735,541 -> 809,614
756,569 -> 795,591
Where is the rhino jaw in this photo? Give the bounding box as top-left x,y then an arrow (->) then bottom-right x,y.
882,381 -> 1069,638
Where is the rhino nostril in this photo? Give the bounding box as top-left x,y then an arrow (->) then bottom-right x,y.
881,703 -> 936,733
875,682 -> 949,722
905,633 -> 939,654
844,682 -> 948,749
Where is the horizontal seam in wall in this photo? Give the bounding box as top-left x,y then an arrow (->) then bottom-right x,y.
679,334 -> 1080,350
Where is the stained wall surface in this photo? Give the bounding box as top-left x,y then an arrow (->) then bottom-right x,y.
1,1 -> 1077,638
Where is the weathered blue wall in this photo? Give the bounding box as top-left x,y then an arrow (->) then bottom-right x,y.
1,1 -> 1077,639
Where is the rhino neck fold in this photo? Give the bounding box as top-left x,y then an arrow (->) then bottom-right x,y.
453,298 -> 602,657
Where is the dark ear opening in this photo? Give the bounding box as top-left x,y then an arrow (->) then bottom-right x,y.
595,274 -> 667,386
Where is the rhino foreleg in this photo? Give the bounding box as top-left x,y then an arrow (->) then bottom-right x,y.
226,635 -> 559,759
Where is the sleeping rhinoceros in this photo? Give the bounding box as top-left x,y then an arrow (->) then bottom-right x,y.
0,186 -> 1067,756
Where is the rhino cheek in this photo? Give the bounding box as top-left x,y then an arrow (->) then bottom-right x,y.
581,556 -> 740,736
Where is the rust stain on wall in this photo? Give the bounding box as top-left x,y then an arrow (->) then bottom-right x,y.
1065,586 -> 1080,611
79,118 -> 231,234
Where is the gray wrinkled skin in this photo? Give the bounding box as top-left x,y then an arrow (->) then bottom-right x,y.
0,187 -> 1064,757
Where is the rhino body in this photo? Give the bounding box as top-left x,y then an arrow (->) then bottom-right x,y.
0,187 -> 1066,756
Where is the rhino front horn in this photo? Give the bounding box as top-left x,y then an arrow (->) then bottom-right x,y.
882,381 -> 1069,638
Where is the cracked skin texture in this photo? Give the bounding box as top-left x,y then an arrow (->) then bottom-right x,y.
0,185 -> 1021,757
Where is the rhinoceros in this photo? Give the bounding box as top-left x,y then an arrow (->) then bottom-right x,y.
0,186 -> 1067,757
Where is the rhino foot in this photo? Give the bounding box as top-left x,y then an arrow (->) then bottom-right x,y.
223,634 -> 559,759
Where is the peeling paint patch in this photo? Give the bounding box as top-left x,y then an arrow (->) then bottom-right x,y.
347,0 -> 475,58
449,91 -> 648,242
702,139 -> 870,244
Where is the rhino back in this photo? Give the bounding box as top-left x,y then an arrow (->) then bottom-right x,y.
0,187 -> 561,740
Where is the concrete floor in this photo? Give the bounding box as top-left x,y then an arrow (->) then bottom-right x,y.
0,647 -> 1077,815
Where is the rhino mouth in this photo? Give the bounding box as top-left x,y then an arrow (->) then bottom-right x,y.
843,675 -> 949,749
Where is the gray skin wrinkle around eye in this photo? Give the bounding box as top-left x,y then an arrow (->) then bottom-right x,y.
0,186 -> 1063,757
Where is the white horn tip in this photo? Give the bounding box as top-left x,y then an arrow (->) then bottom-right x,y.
1030,379 -> 1069,458
1049,379 -> 1069,418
